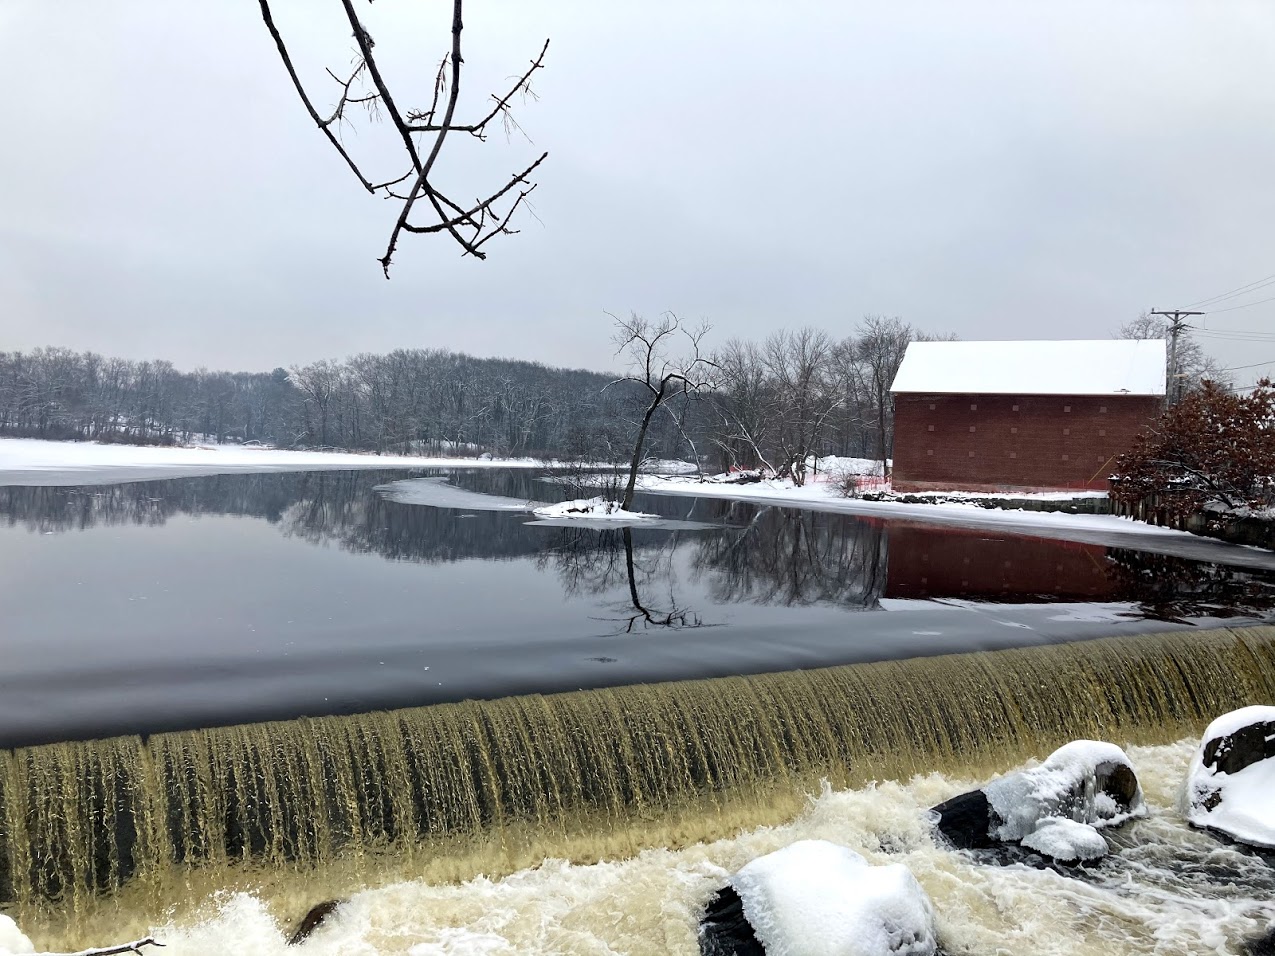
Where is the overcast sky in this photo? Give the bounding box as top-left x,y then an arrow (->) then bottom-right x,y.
2,1 -> 1274,381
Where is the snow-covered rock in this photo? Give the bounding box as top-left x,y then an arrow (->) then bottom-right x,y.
531,497 -> 658,521
1019,817 -> 1108,864
931,740 -> 1145,860
699,840 -> 938,956
1184,705 -> 1275,849
0,915 -> 33,955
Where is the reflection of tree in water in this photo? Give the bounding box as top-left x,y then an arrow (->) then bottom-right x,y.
1105,548 -> 1275,623
537,525 -> 708,633
690,503 -> 888,608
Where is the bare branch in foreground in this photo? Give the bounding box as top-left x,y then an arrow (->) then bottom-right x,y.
258,0 -> 549,274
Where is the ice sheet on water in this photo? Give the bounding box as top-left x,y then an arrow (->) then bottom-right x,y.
374,476 -> 546,512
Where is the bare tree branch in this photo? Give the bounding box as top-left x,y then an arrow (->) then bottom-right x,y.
258,0 -> 549,274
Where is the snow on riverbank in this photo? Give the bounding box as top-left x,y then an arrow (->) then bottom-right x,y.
0,438 -> 553,487
632,473 -> 1191,540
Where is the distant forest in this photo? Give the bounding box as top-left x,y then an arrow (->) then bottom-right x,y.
0,318 -> 943,474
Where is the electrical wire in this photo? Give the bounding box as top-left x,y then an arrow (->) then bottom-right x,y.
1187,271 -> 1275,308
1204,293 -> 1275,314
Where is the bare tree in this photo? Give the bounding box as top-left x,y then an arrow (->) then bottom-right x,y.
763,328 -> 840,486
259,0 -> 549,275
855,315 -> 913,471
609,313 -> 716,510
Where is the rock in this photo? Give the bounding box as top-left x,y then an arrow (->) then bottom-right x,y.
930,788 -> 999,850
931,740 -> 1145,861
0,915 -> 33,956
288,899 -> 342,946
1185,706 -> 1275,849
1019,818 -> 1108,864
1246,924 -> 1275,956
698,840 -> 938,956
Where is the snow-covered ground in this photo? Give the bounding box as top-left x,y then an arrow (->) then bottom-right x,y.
632,473 -> 1179,539
0,438 -> 556,487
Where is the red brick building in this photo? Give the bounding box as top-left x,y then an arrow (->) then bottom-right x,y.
890,339 -> 1166,493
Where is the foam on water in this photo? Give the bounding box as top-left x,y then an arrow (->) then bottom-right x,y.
61,741 -> 1258,955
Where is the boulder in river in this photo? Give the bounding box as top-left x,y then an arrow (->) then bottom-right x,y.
1185,705 -> 1275,850
698,839 -> 938,956
930,740 -> 1145,862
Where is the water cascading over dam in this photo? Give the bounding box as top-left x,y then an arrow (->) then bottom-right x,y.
3,625 -> 1275,945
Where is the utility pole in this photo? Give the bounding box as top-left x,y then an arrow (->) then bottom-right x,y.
1150,309 -> 1204,405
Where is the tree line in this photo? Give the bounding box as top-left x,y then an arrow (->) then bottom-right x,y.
0,315 -> 945,470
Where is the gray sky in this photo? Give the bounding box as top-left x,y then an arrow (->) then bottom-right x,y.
2,1 -> 1274,381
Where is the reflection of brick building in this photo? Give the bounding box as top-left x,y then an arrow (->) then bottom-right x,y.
884,523 -> 1117,602
890,340 -> 1165,493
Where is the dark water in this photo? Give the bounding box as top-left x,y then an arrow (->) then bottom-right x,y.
1,468 -> 1273,747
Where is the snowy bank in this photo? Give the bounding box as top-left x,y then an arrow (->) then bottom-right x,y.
0,438 -> 552,487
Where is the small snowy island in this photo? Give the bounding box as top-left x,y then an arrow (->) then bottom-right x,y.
532,496 -> 660,521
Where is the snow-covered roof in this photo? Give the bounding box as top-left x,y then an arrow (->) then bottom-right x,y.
890,339 -> 1167,397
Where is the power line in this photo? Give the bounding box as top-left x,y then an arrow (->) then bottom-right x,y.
1221,359 -> 1275,372
1187,270 -> 1275,308
1204,293 -> 1275,314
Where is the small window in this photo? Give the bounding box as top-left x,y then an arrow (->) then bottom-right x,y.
1010,426 -> 1018,434
970,403 -> 978,411
1099,405 -> 1108,413
927,424 -> 934,432
1012,404 -> 1019,412
1064,405 -> 1072,413
968,450 -> 975,458
1061,454 -> 1069,461
1009,451 -> 1017,459
920,576 -> 928,585
1098,429 -> 1106,437
1063,428 -> 1070,436
969,425 -> 976,433
929,403 -> 936,410
926,449 -> 933,456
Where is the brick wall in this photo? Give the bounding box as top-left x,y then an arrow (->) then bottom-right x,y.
891,393 -> 1161,492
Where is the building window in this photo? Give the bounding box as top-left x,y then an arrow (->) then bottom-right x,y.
969,425 -> 976,433
1061,454 -> 1069,461
926,449 -> 933,456
1099,429 -> 1106,437
1009,451 -> 1017,459
927,424 -> 934,432
968,451 -> 975,458
1064,405 -> 1071,413
1010,426 -> 1018,434
929,403 -> 935,410
970,403 -> 977,411
1012,404 -> 1019,412
1099,405 -> 1108,413
1063,428 -> 1070,436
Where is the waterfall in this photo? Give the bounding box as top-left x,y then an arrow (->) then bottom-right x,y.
4,625 -> 1273,947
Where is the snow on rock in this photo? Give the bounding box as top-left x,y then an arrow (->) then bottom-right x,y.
0,915 -> 32,955
1184,705 -> 1275,849
1019,817 -> 1108,864
699,839 -> 938,956
532,497 -> 658,521
931,740 -> 1145,858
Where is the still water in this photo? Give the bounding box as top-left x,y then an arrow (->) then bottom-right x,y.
1,468 -> 1273,747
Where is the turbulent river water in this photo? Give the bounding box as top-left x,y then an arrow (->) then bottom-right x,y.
2,467 -> 1275,953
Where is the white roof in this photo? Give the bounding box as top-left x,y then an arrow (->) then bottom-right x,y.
890,339 -> 1167,397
